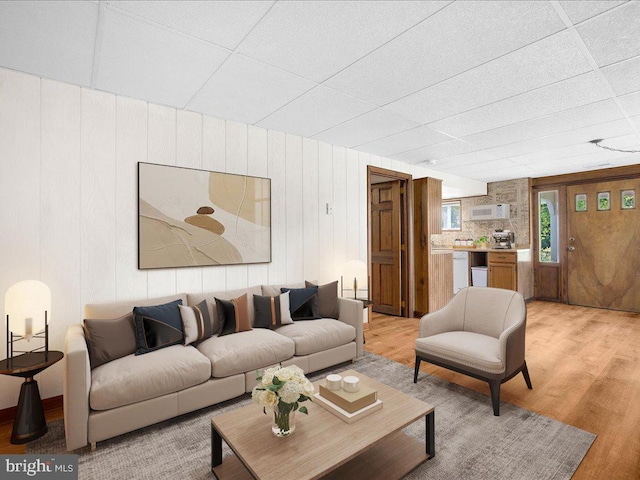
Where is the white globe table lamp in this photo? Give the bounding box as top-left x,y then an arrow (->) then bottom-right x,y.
5,280 -> 51,360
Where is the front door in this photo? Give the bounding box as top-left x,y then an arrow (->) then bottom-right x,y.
567,179 -> 640,312
370,181 -> 402,315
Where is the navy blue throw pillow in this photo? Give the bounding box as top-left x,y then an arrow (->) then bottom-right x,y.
281,287 -> 321,321
133,299 -> 184,355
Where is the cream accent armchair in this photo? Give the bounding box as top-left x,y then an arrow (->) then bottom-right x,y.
414,287 -> 532,416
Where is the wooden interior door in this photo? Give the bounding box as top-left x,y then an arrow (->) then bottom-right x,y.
567,179 -> 640,312
370,181 -> 402,315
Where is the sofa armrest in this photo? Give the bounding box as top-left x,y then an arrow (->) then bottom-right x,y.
338,298 -> 363,358
63,324 -> 91,451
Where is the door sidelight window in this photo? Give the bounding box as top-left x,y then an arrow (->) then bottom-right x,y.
539,191 -> 559,263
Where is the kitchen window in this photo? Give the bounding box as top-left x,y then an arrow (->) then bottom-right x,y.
442,200 -> 461,231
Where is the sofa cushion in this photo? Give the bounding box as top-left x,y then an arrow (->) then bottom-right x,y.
85,293 -> 187,320
306,281 -> 339,319
89,345 -> 211,411
276,319 -> 356,356
133,299 -> 184,355
83,313 -> 137,369
260,282 -> 306,297
196,329 -> 295,378
415,331 -> 504,374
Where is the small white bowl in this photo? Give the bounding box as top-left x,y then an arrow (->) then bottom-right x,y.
343,375 -> 360,393
325,374 -> 342,391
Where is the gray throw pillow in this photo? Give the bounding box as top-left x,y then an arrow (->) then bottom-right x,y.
305,281 -> 339,319
83,313 -> 137,369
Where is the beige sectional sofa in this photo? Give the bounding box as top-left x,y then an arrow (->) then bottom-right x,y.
63,283 -> 363,451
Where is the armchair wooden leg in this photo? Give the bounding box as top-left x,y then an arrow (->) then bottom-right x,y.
488,380 -> 501,416
522,361 -> 533,390
414,356 -> 422,383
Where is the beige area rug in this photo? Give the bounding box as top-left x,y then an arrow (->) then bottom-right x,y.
28,352 -> 595,479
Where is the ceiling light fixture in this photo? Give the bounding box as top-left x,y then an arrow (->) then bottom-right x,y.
589,139 -> 640,154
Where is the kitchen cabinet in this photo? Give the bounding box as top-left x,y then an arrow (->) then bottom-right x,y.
488,252 -> 517,291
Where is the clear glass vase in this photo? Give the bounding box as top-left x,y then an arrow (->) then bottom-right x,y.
272,403 -> 296,437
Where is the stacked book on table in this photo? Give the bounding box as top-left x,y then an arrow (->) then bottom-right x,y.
313,381 -> 383,424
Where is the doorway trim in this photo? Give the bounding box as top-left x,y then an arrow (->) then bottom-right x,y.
531,164 -> 640,306
367,166 -> 414,317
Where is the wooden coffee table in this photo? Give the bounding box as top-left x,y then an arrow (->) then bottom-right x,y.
211,369 -> 435,480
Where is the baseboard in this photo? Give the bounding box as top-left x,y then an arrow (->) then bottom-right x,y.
0,395 -> 63,425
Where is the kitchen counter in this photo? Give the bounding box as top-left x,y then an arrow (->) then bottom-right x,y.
431,245 -> 530,253
430,246 -> 533,300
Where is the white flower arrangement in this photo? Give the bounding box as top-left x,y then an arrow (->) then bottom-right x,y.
252,365 -> 313,417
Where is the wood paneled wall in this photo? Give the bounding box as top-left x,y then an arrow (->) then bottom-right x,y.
413,177 -> 453,316
0,68 -> 456,408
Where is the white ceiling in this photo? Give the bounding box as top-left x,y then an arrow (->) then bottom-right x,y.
0,0 -> 639,183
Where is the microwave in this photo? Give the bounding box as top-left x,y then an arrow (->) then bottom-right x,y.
468,204 -> 510,221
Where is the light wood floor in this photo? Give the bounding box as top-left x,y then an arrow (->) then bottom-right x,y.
365,301 -> 640,480
1,301 -> 638,479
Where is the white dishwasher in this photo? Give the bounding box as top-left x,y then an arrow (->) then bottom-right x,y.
453,251 -> 469,294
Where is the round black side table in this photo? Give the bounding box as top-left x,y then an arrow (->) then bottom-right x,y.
0,350 -> 64,444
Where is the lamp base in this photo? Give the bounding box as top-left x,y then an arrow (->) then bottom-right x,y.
11,378 -> 47,444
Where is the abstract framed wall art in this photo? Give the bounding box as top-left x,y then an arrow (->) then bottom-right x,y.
138,162 -> 271,269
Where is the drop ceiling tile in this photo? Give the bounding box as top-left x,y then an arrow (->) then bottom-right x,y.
486,119 -> 632,158
257,86 -> 375,138
325,1 -> 565,105
434,159 -> 530,182
428,72 -> 611,138
619,91 -> 640,116
389,140 -> 480,163
237,1 -> 450,82
96,7 -> 231,108
576,1 -> 640,66
507,143 -> 601,166
313,109 -> 419,148
356,125 -> 452,157
437,151 -> 502,167
461,99 -> 623,149
598,131 -> 640,151
526,157 -> 594,173
526,147 -> 639,173
602,56 -> 640,96
558,1 -> 627,25
187,54 -> 315,125
465,165 -> 537,182
386,30 -> 592,124
0,1 -> 98,86
106,1 -> 273,50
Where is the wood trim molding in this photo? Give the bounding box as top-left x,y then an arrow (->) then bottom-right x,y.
0,395 -> 63,425
367,165 -> 413,181
532,165 -> 640,187
367,165 -> 414,316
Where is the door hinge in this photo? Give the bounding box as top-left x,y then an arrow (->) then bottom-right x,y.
401,244 -> 406,251
401,301 -> 406,307
400,187 -> 405,194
